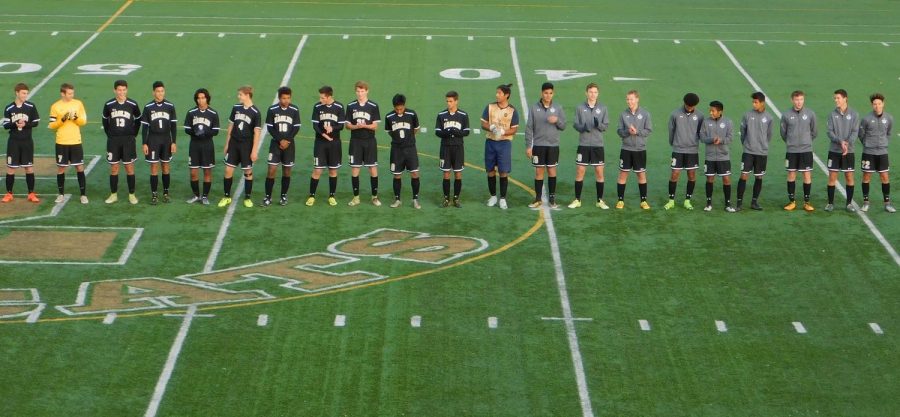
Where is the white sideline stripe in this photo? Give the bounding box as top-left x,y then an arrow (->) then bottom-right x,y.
488,316 -> 498,329
202,34 -> 308,273
869,323 -> 883,335
144,305 -> 198,417
410,315 -> 421,328
717,40 -> 900,269
510,36 -> 593,417
334,314 -> 346,327
715,320 -> 728,332
29,32 -> 99,98
257,314 -> 268,327
103,312 -> 116,324
639,319 -> 651,331
792,321 -> 807,334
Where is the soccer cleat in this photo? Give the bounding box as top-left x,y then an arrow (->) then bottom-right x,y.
441,197 -> 450,208
348,196 -> 361,206
186,195 -> 201,204
725,206 -> 737,213
54,194 -> 65,204
486,195 -> 498,207
371,196 -> 382,207
2,192 -> 13,203
846,204 -> 856,212
861,201 -> 870,212
390,199 -> 402,208
528,200 -> 542,209
243,198 -> 253,208
327,196 -> 337,206
640,201 -> 650,210
305,196 -> 315,206
803,202 -> 815,212
128,193 -> 138,205
683,199 -> 693,210
163,193 -> 170,203
549,198 -> 558,209
453,197 -> 461,208
824,203 -> 834,212
27,192 -> 40,203
886,203 -> 897,213
80,195 -> 89,204
596,199 -> 609,210
663,199 -> 675,210
261,197 -> 271,207
615,200 -> 625,209
279,196 -> 288,206
750,201 -> 763,211
217,197 -> 232,207
151,193 -> 159,205
105,193 -> 118,204
201,196 -> 210,205
498,198 -> 508,210
413,199 -> 421,209
568,199 -> 582,209
783,201 -> 796,211
703,204 -> 713,212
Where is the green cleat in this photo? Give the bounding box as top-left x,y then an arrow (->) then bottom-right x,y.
664,199 -> 675,210
683,199 -> 693,210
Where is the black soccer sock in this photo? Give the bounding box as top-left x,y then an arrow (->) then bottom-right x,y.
686,180 -> 695,200
393,177 -> 401,199
845,185 -> 854,205
281,176 -> 291,197
499,176 -> 508,198
827,185 -> 836,204
638,182 -> 648,201
328,176 -> 337,197
883,183 -> 891,202
370,176 -> 378,196
5,174 -> 13,193
723,184 -> 732,206
161,174 -> 170,194
617,182 -> 626,201
223,176 -> 233,197
548,176 -> 557,200
25,173 -> 35,193
752,178 -> 763,200
109,174 -> 117,194
351,175 -> 360,197
243,178 -> 253,198
442,179 -> 451,198
596,181 -> 604,201
454,179 -> 462,198
487,175 -> 497,196
862,182 -> 870,201
803,182 -> 811,202
151,175 -> 159,193
76,171 -> 86,196
534,179 -> 544,201
309,177 -> 319,196
190,180 -> 200,197
411,177 -> 420,199
668,180 -> 677,200
574,180 -> 583,200
705,181 -> 714,203
57,173 -> 65,195
787,180 -> 796,201
202,181 -> 211,197
265,178 -> 275,199
126,174 -> 135,194
737,178 -> 747,202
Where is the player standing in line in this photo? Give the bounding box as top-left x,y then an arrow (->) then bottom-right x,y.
345,81 -> 381,207
48,83 -> 88,204
307,85 -> 346,206
141,81 -> 177,205
218,86 -> 261,208
435,90 -> 470,207
101,80 -> 141,205
525,82 -> 566,209
858,93 -> 895,213
184,88 -> 220,205
2,83 -> 40,203
615,90 -> 652,209
263,86 -> 301,207
824,89 -> 859,212
665,93 -> 703,210
568,82 -> 609,209
781,90 -> 818,212
385,94 -> 421,209
699,100 -> 736,212
481,83 -> 519,209
736,92 -> 774,211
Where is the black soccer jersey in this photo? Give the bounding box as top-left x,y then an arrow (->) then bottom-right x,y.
311,101 -> 346,141
102,98 -> 141,137
435,109 -> 470,146
346,100 -> 380,140
266,104 -> 301,142
228,104 -> 262,142
141,100 -> 178,144
385,109 -> 420,147
3,101 -> 40,141
184,107 -> 220,140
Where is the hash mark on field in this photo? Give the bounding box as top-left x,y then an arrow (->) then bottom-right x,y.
218,32 -> 225,38
715,320 -> 728,333
757,40 -> 765,45
468,35 -> 474,40
385,35 -> 391,40
792,321 -> 807,334
798,41 -> 806,46
257,314 -> 268,327
334,314 -> 346,327
51,31 -> 58,36
639,319 -> 651,331
869,323 -> 884,335
176,32 -> 183,37
410,315 -> 421,328
488,316 -> 498,329
103,313 -> 116,325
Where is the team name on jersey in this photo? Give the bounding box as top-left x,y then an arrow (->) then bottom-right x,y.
351,110 -> 372,121
273,114 -> 294,124
319,112 -> 339,122
442,120 -> 463,130
192,116 -> 212,127
233,113 -> 253,124
110,110 -> 132,119
10,113 -> 30,123
150,111 -> 171,121
391,121 -> 412,131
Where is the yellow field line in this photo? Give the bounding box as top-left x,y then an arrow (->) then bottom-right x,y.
98,0 -> 134,33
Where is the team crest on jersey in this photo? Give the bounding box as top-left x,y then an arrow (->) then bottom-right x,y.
846,115 -> 852,120
637,114 -> 643,120
692,115 -> 698,121
549,108 -> 556,114
882,119 -> 888,124
802,115 -> 808,121
595,109 -> 601,114
762,117 -> 768,123
719,122 -> 726,129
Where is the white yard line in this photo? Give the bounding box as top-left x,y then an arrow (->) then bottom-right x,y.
717,40 -> 900,269
202,34 -> 308,273
144,305 -> 198,417
510,36 -> 594,417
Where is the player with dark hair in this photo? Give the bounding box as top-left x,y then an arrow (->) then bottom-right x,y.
480,83 -> 519,209
385,93 -> 421,209
665,92 -> 703,210
141,81 -> 177,205
699,100 -> 736,212
307,85 -> 346,206
2,83 -> 40,203
858,93 -> 894,213
736,91 -> 774,211
101,79 -> 141,204
781,90 -> 818,212
615,90 -> 652,209
824,88 -> 859,212
345,80 -> 381,207
219,86 -> 261,208
49,83 -> 88,204
525,82 -> 566,209
184,88 -> 220,205
263,86 -> 301,207
569,82 -> 609,209
435,90 -> 470,207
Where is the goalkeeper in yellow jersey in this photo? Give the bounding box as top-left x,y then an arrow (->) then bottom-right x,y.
48,83 -> 88,204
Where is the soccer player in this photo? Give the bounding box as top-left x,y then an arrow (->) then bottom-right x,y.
384,94 -> 421,209
780,90 -> 818,212
184,88 -> 220,205
615,90 -> 652,209
699,100 -> 736,212
525,82 -> 566,209
141,81 -> 177,205
345,81 -> 381,206
435,90 -> 470,207
101,80 -> 141,205
307,85 -> 345,206
569,82 -> 609,209
825,89 -> 859,212
480,83 -> 519,209
263,86 -> 301,207
736,91 -> 774,211
858,93 -> 895,213
48,83 -> 88,204
2,83 -> 40,203
219,86 -> 262,208
665,93 -> 703,210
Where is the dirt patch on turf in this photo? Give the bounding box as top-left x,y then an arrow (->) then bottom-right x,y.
33,156 -> 62,177
0,231 -> 116,261
0,289 -> 32,301
0,199 -> 42,219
